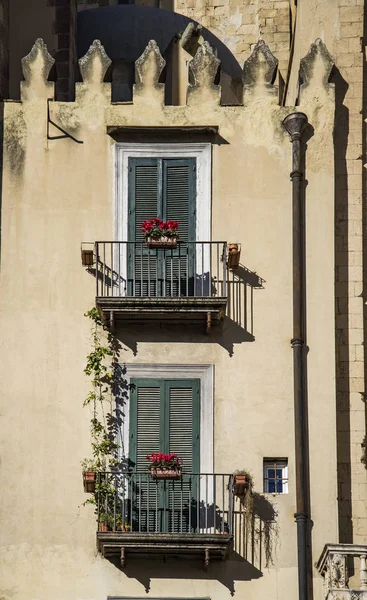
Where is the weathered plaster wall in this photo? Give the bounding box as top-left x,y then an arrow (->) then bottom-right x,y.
0,37 -> 337,600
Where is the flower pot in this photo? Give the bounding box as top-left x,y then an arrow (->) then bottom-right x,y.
150,468 -> 182,480
83,471 -> 96,493
227,244 -> 241,270
146,236 -> 177,249
124,524 -> 131,532
81,249 -> 94,267
98,521 -> 110,532
233,474 -> 251,497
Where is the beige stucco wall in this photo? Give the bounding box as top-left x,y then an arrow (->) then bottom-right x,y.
0,37 -> 337,600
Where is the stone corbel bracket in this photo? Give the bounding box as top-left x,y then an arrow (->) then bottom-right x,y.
21,38 -> 55,101
299,38 -> 334,100
188,41 -> 221,106
77,39 -> 112,102
242,39 -> 278,101
133,40 -> 166,105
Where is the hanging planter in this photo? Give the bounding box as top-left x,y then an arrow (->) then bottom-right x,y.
146,235 -> 178,248
232,469 -> 253,498
150,467 -> 182,480
147,452 -> 183,480
81,242 -> 95,267
227,243 -> 241,270
142,218 -> 179,248
83,470 -> 96,493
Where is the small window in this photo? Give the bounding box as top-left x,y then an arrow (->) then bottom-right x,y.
263,459 -> 288,494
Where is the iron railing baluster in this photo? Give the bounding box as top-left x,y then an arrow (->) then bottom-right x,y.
223,242 -> 227,297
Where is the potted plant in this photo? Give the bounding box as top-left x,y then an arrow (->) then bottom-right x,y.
98,512 -> 112,532
146,452 -> 183,479
142,218 -> 179,248
232,469 -> 254,543
81,457 -> 106,493
81,458 -> 98,493
232,468 -> 253,497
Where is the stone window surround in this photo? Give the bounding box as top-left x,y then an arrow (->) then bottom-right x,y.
114,142 -> 212,242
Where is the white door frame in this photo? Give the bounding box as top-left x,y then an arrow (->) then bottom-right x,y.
114,143 -> 212,295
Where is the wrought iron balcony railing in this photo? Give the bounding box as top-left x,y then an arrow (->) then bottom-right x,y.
95,241 -> 227,299
94,242 -> 229,327
95,472 -> 235,568
96,471 -> 233,534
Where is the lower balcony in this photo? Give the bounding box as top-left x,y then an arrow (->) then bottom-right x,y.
92,241 -> 229,330
317,543 -> 367,600
95,472 -> 234,569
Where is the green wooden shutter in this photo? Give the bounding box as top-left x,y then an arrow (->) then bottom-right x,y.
129,378 -> 200,533
130,379 -> 162,532
163,158 -> 196,242
127,158 -> 196,297
166,380 -> 200,473
166,379 -> 200,533
128,159 -> 160,296
163,159 -> 196,296
128,159 -> 160,242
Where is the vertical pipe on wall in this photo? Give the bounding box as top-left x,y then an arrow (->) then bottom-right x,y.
282,111 -> 310,600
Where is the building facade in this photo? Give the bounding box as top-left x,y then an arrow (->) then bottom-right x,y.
0,1 -> 366,600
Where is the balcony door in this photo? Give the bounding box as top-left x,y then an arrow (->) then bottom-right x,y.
129,378 -> 200,533
127,157 -> 196,297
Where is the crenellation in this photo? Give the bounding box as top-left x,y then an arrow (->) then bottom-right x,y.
20,38 -> 55,102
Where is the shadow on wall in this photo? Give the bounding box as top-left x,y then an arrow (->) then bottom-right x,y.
330,65 -> 353,545
99,263 -> 266,357
112,557 -> 262,596
102,492 -> 278,594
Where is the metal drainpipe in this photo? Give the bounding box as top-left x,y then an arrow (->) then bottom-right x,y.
282,111 -> 310,600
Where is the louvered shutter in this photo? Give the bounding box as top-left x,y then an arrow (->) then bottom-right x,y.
166,380 -> 200,533
129,378 -> 200,533
163,159 -> 196,296
129,379 -> 162,532
128,158 -> 196,297
128,159 -> 159,296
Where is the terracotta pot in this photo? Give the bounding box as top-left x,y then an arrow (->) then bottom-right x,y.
233,474 -> 250,497
124,524 -> 131,532
98,521 -> 110,532
81,249 -> 94,266
146,236 -> 177,249
150,468 -> 182,480
83,471 -> 96,493
227,244 -> 241,269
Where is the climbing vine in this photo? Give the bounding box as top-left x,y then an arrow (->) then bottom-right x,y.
82,307 -> 120,474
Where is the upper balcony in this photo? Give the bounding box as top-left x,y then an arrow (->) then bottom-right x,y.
317,543 -> 367,600
91,241 -> 229,330
95,471 -> 234,570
